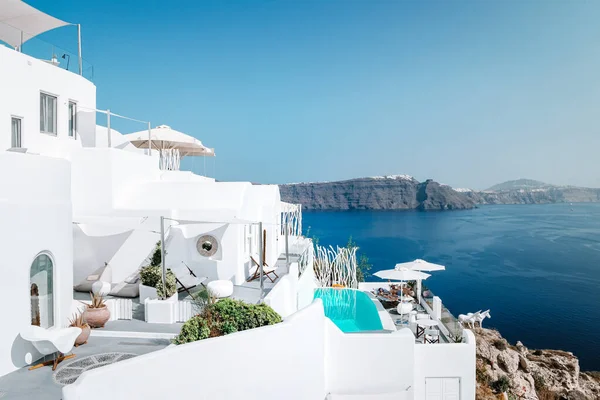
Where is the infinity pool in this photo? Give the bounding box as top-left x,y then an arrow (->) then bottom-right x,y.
314,288 -> 383,333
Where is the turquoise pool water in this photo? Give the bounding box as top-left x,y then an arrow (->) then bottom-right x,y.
314,288 -> 383,333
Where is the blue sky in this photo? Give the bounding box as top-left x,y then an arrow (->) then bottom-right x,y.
26,0 -> 600,189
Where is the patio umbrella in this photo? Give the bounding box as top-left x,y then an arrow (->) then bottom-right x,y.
124,125 -> 215,170
373,267 -> 431,281
394,259 -> 445,272
395,259 -> 445,300
374,267 -> 430,321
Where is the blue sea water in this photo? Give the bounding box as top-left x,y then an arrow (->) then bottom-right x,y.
304,204 -> 600,370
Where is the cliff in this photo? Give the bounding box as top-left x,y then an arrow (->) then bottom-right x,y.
279,177 -> 600,210
475,328 -> 600,399
279,175 -> 477,211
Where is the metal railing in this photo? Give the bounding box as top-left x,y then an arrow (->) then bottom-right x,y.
6,33 -> 94,81
421,289 -> 464,343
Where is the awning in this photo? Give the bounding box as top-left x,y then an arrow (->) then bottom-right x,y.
0,0 -> 70,48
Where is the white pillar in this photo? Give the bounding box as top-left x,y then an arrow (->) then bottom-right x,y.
433,296 -> 442,321
77,24 -> 82,76
106,109 -> 112,147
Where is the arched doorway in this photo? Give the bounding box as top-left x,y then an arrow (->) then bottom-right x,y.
30,253 -> 54,328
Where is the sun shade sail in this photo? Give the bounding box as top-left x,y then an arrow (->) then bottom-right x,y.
0,0 -> 70,48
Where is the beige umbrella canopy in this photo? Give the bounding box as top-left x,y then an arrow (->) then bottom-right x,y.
124,125 -> 214,170
124,125 -> 215,156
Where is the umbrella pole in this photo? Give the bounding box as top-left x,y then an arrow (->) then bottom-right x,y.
147,121 -> 152,156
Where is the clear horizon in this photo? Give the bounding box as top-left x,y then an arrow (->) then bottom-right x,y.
26,0 -> 600,190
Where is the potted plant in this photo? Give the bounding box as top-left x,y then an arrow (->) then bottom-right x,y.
69,312 -> 90,346
82,293 -> 110,328
144,267 -> 178,324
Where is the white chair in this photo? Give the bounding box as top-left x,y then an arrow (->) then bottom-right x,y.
20,326 -> 82,371
416,313 -> 431,320
174,262 -> 207,297
424,328 -> 440,344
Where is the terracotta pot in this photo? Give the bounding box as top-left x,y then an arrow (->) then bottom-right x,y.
75,325 -> 91,346
84,306 -> 110,328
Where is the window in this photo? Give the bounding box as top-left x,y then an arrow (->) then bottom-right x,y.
11,117 -> 22,147
68,101 -> 77,138
30,253 -> 54,328
40,93 -> 57,134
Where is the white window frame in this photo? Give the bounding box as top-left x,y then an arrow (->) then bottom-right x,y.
68,100 -> 77,139
11,116 -> 22,148
40,91 -> 58,135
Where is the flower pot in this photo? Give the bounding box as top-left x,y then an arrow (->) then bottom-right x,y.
84,306 -> 110,328
75,325 -> 91,346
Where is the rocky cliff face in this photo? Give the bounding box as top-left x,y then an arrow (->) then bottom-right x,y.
279,176 -> 600,210
475,328 -> 600,400
463,187 -> 600,205
279,176 -> 477,210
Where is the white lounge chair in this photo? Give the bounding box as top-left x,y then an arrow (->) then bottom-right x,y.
174,262 -> 207,297
20,325 -> 81,370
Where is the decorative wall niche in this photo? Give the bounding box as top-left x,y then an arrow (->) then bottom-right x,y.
196,235 -> 219,257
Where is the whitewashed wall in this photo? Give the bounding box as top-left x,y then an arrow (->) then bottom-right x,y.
413,330 -> 476,400
63,302 -> 327,400
297,260 -> 318,310
325,322 -> 415,395
0,153 -> 73,377
0,46 -> 96,156
264,263 -> 299,317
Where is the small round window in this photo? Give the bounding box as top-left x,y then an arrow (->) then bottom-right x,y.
196,235 -> 218,257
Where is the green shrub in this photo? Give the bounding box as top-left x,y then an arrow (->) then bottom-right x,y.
174,298 -> 282,345
150,241 -> 161,267
491,376 -> 510,393
172,316 -> 210,345
140,265 -> 177,299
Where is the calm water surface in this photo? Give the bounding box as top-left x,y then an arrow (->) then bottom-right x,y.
304,204 -> 600,370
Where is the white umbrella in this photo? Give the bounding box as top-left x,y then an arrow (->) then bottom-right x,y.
395,259 -> 445,301
124,125 -> 215,170
374,267 -> 431,281
374,267 -> 432,320
395,259 -> 445,272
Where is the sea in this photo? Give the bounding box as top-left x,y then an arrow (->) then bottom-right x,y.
304,203 -> 600,371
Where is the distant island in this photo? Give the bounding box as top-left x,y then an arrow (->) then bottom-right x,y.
279,177 -> 600,210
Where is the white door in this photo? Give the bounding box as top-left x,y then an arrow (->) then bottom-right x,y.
425,378 -> 460,400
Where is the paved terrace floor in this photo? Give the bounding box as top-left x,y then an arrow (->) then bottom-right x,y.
72,253 -> 300,339
0,337 -> 170,400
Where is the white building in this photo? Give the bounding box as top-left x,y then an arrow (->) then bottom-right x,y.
0,2 -> 475,399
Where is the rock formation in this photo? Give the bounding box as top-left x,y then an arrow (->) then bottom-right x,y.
474,328 -> 600,399
279,177 -> 600,210
279,176 -> 477,210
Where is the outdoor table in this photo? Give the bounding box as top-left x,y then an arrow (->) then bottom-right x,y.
416,319 -> 439,339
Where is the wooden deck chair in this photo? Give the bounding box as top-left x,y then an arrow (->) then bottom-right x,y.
246,229 -> 279,282
247,256 -> 279,283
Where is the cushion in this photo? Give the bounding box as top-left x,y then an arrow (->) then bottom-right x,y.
125,271 -> 140,284
207,280 -> 234,298
74,264 -> 112,293
109,282 -> 140,298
